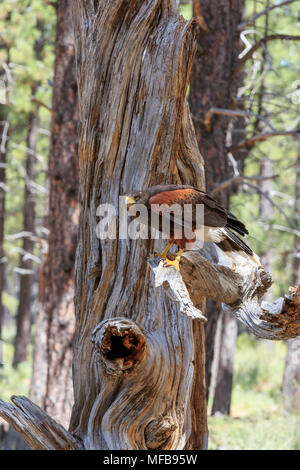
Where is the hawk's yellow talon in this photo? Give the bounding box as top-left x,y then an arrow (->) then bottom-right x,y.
161,241 -> 175,259
149,242 -> 175,261
163,249 -> 184,271
163,258 -> 180,271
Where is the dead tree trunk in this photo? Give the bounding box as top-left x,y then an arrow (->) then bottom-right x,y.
13,99 -> 39,367
70,0 -> 207,450
189,0 -> 245,406
282,139 -> 300,412
1,0 -> 300,451
29,0 -> 79,427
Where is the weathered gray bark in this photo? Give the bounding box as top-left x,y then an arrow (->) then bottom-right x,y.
282,139 -> 300,412
70,0 -> 207,450
29,0 -> 78,427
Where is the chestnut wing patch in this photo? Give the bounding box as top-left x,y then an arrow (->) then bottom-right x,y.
149,189 -> 227,228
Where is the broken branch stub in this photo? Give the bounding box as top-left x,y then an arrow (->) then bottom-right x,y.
0,396 -> 82,450
92,318 -> 147,375
149,255 -> 207,322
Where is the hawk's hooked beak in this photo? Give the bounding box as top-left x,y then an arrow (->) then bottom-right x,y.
125,196 -> 136,207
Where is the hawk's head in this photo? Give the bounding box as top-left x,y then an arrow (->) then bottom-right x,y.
125,185 -> 181,208
125,191 -> 143,207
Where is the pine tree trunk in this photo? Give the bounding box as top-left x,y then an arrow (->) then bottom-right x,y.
282,140 -> 300,412
13,21 -> 46,367
211,311 -> 237,415
2,0 -> 300,452
13,101 -> 39,366
189,0 -> 244,406
29,0 -> 79,427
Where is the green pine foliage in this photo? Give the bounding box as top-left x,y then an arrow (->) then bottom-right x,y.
0,0 -> 55,300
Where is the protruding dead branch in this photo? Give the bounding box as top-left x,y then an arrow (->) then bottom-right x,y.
203,107 -> 275,133
150,245 -> 300,340
234,34 -> 300,77
238,0 -> 298,31
0,396 -> 82,450
229,130 -> 300,152
149,255 -> 207,321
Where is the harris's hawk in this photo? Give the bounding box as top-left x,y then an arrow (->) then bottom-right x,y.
125,184 -> 259,270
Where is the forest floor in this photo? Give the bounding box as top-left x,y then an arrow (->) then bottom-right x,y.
0,326 -> 32,402
208,334 -> 300,450
1,328 -> 299,450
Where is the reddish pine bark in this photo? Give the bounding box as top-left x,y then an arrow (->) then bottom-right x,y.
30,0 -> 79,427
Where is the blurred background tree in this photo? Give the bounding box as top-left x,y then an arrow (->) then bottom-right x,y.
182,0 -> 300,445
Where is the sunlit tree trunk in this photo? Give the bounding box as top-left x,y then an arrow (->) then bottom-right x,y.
29,0 -> 79,427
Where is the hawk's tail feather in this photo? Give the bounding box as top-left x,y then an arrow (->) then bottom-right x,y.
226,215 -> 249,237
219,228 -> 253,256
